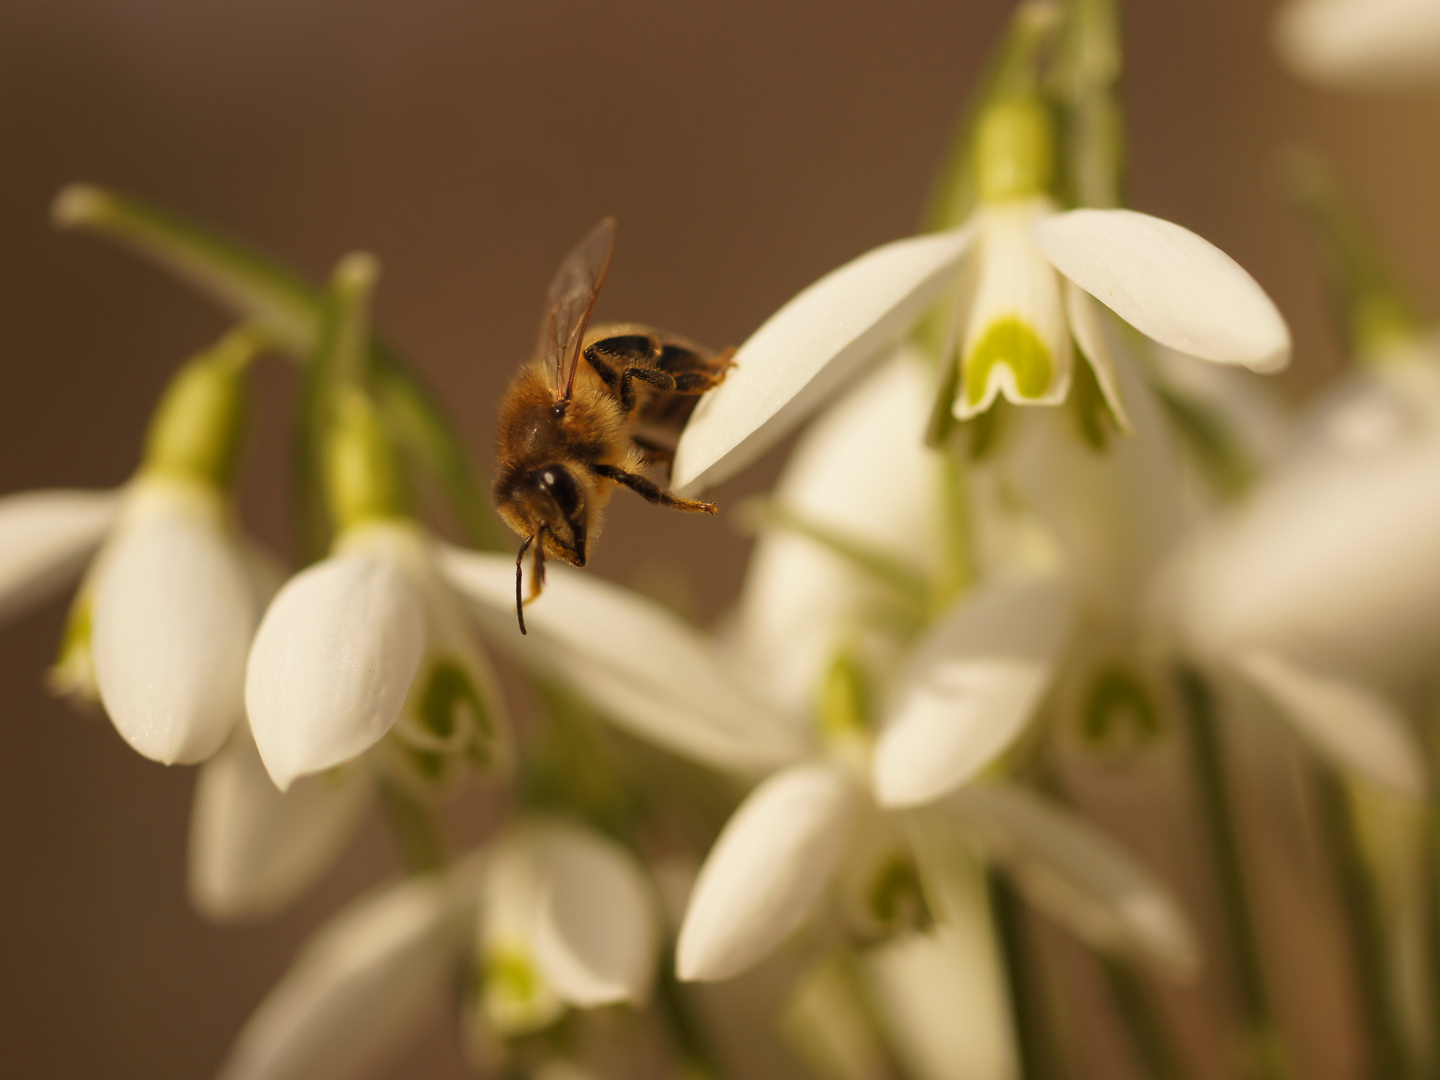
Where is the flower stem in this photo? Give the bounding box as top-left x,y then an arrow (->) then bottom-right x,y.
1100,958 -> 1195,1080
378,778 -> 449,874
1312,769 -> 1416,1079
990,871 -> 1068,1080
1177,669 -> 1290,1080
655,963 -> 726,1080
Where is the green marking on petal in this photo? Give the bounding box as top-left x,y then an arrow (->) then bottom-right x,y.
1067,349 -> 1113,451
868,856 -> 929,930
487,948 -> 542,1005
818,652 -> 872,742
964,315 -> 1054,408
417,655 -> 497,767
1079,665 -> 1162,753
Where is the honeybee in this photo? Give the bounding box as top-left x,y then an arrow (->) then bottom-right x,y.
493,218 -> 734,634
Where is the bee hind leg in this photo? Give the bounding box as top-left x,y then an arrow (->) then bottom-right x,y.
590,462 -> 716,514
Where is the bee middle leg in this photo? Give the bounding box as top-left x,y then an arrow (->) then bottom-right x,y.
585,344 -> 734,415
590,463 -> 717,514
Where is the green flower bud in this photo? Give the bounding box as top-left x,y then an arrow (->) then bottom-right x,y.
975,96 -> 1056,204
324,389 -> 410,531
142,329 -> 258,488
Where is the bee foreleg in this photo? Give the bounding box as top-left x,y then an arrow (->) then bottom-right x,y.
590,463 -> 717,514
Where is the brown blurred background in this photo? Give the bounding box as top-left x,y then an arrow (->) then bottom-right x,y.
2,1 -> 1439,1078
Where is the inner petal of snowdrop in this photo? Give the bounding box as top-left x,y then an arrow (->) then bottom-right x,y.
957,199 -> 1072,419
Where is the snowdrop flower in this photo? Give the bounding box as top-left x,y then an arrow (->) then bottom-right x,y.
1275,0 -> 1440,89
444,350 -> 1198,986
670,96 -> 1291,496
246,393 -> 507,791
0,331 -> 269,764
1163,343 -> 1440,796
217,819 -> 660,1080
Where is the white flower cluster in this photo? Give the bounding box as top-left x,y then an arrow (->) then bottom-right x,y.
7,2 -> 1440,1078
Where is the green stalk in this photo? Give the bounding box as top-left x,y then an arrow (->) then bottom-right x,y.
1033,760 -> 1193,1080
1313,770 -> 1416,1079
655,963 -> 726,1080
1100,959 -> 1194,1080
1280,151 -> 1424,361
990,871 -> 1067,1080
51,183 -> 501,551
1177,669 -> 1290,1080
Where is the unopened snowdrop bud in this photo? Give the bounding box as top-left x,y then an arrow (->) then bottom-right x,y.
975,96 -> 1056,204
143,328 -> 257,490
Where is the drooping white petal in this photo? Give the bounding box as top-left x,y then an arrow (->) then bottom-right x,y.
90,480 -> 257,765
1234,652 -> 1428,797
0,488 -> 120,625
677,762 -> 862,982
956,201 -> 1072,418
1275,0 -> 1440,88
873,578 -> 1073,808
1063,280 -> 1132,433
888,807 -> 1018,1080
530,822 -> 660,1008
1166,437 -> 1440,685
1035,208 -> 1291,374
438,546 -> 806,774
217,875 -> 471,1080
941,784 -> 1200,980
735,348 -> 943,714
670,226 -> 974,496
246,547 -> 426,790
188,732 -> 373,921
863,929 -> 1016,1080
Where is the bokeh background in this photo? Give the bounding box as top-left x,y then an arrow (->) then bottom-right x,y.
2,1 -> 1439,1077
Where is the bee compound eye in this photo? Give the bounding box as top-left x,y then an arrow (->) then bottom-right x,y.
531,465 -> 584,522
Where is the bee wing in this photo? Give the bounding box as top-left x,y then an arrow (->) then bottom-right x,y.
539,217 -> 617,401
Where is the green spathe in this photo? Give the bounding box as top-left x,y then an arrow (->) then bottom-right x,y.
963,315 -> 1054,408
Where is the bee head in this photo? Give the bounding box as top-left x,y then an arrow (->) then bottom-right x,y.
496,464 -> 589,566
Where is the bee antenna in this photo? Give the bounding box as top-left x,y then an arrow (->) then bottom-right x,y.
515,533 -> 534,635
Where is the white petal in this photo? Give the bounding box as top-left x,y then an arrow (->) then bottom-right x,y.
1234,652 -> 1427,797
188,731 -> 373,921
91,481 -> 257,765
1276,0 -> 1440,88
863,928 -> 1016,1080
438,546 -> 806,773
1005,348 -> 1188,616
246,549 -> 426,789
943,784 -> 1200,980
0,488 -> 120,625
1035,208 -> 1291,374
1167,439 -> 1440,684
1063,280 -> 1132,433
874,578 -> 1073,808
956,201 -> 1072,418
217,875 -> 470,1080
677,762 -> 862,982
671,226 -> 974,496
735,347 -> 943,713
531,823 -> 660,1008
